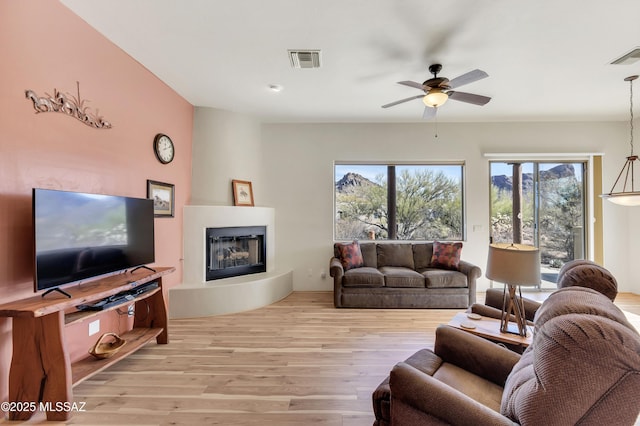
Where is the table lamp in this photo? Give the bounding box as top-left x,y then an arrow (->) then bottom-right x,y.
485,243 -> 541,336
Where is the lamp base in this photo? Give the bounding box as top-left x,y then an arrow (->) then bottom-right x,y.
500,284 -> 528,337
502,321 -> 527,336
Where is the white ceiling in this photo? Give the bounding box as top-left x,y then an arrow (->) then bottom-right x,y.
61,0 -> 640,123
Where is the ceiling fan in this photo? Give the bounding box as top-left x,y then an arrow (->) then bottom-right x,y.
382,64 -> 491,119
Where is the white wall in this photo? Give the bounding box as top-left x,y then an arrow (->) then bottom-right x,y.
182,108 -> 294,316
188,110 -> 637,294
624,118 -> 640,290
191,107 -> 263,205
260,121 -> 637,293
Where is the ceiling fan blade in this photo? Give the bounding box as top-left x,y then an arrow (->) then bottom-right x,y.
381,94 -> 424,108
422,106 -> 437,120
447,69 -> 488,89
447,91 -> 491,106
397,81 -> 425,90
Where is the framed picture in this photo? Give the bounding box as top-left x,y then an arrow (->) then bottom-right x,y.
147,180 -> 175,217
232,179 -> 254,206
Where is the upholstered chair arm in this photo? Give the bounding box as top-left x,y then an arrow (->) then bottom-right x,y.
484,287 -> 540,322
469,302 -> 536,327
458,260 -> 481,279
458,260 -> 481,305
434,325 -> 520,386
329,257 -> 343,279
330,257 -> 344,307
390,362 -> 517,426
469,303 -> 504,320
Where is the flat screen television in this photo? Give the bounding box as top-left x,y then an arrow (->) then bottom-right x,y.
33,188 -> 155,294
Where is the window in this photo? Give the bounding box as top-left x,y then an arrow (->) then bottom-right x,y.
335,163 -> 464,241
489,161 -> 587,280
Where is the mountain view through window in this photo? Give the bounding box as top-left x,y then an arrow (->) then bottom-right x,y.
335,164 -> 464,241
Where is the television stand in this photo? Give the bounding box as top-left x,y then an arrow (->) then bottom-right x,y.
41,287 -> 72,298
0,266 -> 174,421
130,265 -> 156,274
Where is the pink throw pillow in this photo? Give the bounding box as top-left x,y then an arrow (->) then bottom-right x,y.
335,241 -> 364,271
430,241 -> 463,270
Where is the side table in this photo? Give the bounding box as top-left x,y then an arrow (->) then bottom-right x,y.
448,312 -> 532,351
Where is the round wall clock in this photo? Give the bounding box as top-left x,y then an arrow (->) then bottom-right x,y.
153,133 -> 175,164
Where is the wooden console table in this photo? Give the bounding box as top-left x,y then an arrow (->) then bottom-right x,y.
0,266 -> 174,421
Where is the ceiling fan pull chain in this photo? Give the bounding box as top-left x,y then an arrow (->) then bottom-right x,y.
434,108 -> 439,138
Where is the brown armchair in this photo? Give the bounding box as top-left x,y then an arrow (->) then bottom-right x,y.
376,286 -> 640,426
388,326 -> 519,426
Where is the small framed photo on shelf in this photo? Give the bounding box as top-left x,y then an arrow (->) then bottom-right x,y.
232,179 -> 254,206
147,180 -> 175,217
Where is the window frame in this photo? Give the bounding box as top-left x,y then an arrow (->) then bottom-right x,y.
334,161 -> 466,242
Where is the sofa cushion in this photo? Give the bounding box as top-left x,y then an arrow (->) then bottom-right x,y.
412,243 -> 434,270
334,241 -> 364,271
430,241 -> 463,270
379,267 -> 425,288
359,242 -> 378,268
420,268 -> 468,288
434,362 -> 504,413
342,267 -> 385,287
377,243 -> 415,269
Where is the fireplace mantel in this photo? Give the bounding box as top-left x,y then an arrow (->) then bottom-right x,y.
169,205 -> 292,318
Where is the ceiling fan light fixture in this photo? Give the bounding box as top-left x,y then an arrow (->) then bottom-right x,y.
423,89 -> 448,108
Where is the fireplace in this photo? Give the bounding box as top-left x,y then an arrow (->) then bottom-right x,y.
206,226 -> 266,280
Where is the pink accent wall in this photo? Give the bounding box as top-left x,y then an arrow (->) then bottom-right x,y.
0,1 -> 193,407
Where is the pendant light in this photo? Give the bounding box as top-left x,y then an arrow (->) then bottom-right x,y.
601,75 -> 640,206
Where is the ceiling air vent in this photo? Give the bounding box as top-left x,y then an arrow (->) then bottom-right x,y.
288,50 -> 321,69
610,47 -> 640,65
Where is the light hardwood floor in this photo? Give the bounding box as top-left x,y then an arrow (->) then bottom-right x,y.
6,291 -> 640,425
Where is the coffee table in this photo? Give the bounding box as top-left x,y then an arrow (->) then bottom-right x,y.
448,312 -> 533,349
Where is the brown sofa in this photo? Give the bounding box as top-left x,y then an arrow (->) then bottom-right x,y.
330,242 -> 481,309
372,286 -> 640,426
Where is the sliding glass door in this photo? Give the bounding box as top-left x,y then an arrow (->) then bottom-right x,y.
490,161 -> 587,287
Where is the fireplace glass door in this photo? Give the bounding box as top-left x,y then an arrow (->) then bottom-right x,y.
206,226 -> 266,280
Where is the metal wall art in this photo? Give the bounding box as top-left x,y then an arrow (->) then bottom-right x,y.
25,81 -> 112,129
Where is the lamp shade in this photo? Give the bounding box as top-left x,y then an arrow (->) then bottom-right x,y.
486,243 -> 541,286
600,155 -> 640,206
600,192 -> 640,206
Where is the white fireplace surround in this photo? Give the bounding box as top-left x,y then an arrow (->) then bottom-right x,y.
169,205 -> 292,318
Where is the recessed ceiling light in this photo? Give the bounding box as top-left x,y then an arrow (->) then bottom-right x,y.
268,84 -> 283,92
